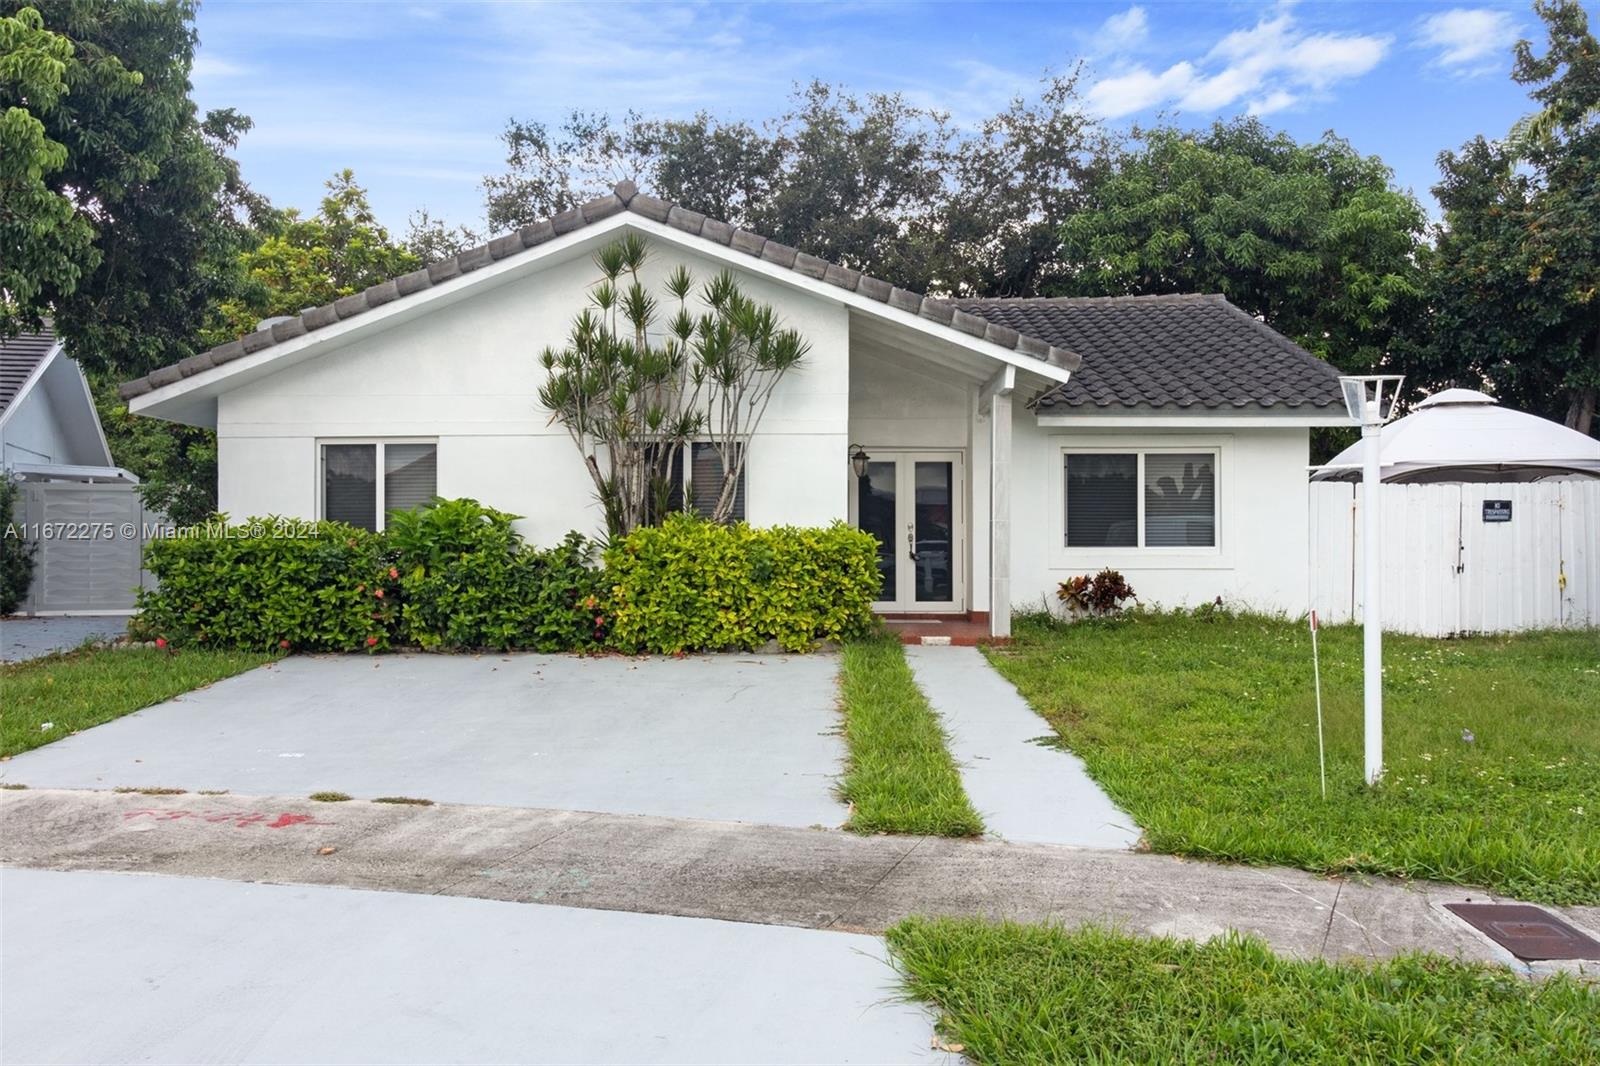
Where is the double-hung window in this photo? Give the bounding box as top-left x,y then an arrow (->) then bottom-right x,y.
320,440 -> 437,531
1063,450 -> 1216,548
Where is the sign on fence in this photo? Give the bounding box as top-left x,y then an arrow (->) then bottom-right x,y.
1482,500 -> 1513,523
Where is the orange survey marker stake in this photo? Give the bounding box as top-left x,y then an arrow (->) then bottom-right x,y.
1310,610 -> 1326,800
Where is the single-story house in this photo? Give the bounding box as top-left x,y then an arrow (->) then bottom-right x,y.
119,182 -> 1348,637
3,327 -> 150,614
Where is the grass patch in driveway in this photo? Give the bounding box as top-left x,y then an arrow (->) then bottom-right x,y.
887,917 -> 1600,1065
838,634 -> 982,837
2,647 -> 276,759
985,612 -> 1600,904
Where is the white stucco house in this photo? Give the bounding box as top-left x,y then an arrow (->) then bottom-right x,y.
119,182 -> 1348,637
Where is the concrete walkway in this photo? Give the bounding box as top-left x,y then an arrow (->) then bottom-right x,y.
2,867 -> 952,1065
904,645 -> 1139,848
1,615 -> 127,662
5,788 -> 1594,976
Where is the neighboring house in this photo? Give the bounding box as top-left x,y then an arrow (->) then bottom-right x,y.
2,328 -> 149,614
1,327 -> 119,478
120,182 -> 1347,637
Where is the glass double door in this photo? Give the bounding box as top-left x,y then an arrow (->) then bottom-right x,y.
852,450 -> 965,612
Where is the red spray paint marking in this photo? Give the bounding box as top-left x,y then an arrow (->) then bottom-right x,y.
123,809 -> 331,829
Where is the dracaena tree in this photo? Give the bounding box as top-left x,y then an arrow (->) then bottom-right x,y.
539,235 -> 808,537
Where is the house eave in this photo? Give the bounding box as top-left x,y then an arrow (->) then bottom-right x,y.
1036,409 -> 1350,429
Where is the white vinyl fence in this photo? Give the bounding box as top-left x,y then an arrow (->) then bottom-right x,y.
1310,480 -> 1599,636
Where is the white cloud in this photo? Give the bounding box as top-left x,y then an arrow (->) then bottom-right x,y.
1097,6 -> 1149,54
1087,62 -> 1197,118
1417,8 -> 1519,73
1249,90 -> 1298,116
1086,9 -> 1389,119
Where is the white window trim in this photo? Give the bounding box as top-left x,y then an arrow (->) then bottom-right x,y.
317,437 -> 437,532
1050,435 -> 1232,571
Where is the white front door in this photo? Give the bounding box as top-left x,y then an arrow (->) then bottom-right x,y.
850,450 -> 966,613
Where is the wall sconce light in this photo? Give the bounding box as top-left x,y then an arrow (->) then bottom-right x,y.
849,444 -> 871,480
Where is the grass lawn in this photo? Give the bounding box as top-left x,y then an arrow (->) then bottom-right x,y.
888,917 -> 1600,1065
985,612 -> 1600,904
837,634 -> 983,836
2,647 -> 277,758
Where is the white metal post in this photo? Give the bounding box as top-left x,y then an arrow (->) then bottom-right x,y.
1361,420 -> 1383,784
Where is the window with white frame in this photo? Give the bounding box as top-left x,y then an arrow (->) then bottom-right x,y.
320,441 -> 437,531
1063,450 -> 1216,548
649,442 -> 746,522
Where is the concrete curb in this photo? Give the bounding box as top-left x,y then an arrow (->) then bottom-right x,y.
4,788 -> 1594,976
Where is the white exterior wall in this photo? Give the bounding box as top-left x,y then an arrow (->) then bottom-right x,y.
1011,420 -> 1313,614
2,389 -> 75,467
215,244 -> 850,544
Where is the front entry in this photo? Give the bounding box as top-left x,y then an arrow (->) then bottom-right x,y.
851,450 -> 966,613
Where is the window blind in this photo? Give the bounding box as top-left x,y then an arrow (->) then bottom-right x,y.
1144,453 -> 1214,547
691,443 -> 744,521
323,445 -> 377,531
1065,453 -> 1137,547
384,443 -> 438,516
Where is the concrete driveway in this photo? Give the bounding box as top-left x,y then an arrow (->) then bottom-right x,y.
0,653 -> 848,828
1,615 -> 127,662
2,867 -> 951,1065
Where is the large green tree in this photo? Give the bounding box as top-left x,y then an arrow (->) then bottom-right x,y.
1425,0 -> 1599,436
0,6 -> 96,326
1058,118 -> 1428,375
0,0 -> 265,376
212,169 -> 418,342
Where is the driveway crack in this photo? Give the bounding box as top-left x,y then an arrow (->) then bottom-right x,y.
822,834 -> 928,932
1319,879 -> 1344,958
431,812 -> 604,898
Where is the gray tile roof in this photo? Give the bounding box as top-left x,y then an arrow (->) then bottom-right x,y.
955,294 -> 1344,410
1,326 -> 59,416
118,182 -> 1082,401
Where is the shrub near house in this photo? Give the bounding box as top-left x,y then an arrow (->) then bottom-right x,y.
133,501 -> 879,653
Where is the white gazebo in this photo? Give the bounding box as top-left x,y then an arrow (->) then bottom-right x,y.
1313,388 -> 1600,483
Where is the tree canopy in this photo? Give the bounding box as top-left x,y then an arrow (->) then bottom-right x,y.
1058,118 -> 1429,375
212,169 -> 418,342
1424,0 -> 1599,435
0,0 -> 265,377
480,76 -> 1102,297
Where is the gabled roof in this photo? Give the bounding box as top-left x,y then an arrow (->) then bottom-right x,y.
119,181 -> 1081,402
1,326 -> 60,415
957,294 -> 1343,411
0,326 -> 116,469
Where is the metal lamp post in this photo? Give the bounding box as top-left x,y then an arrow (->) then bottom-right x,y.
1339,375 -> 1404,785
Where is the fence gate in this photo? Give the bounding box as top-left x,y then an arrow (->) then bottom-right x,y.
14,480 -> 156,613
1310,480 -> 1599,636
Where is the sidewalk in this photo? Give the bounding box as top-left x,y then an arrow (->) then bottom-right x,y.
5,788 -> 1594,976
904,644 -> 1139,848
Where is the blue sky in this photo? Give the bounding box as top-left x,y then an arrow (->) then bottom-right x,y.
191,1 -> 1546,235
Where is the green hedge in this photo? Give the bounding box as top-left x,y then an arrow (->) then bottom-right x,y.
134,503 -> 876,655
386,499 -> 607,651
133,518 -> 398,652
606,514 -> 880,653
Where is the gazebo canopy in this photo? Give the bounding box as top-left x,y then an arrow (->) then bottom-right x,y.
1313,388 -> 1600,483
